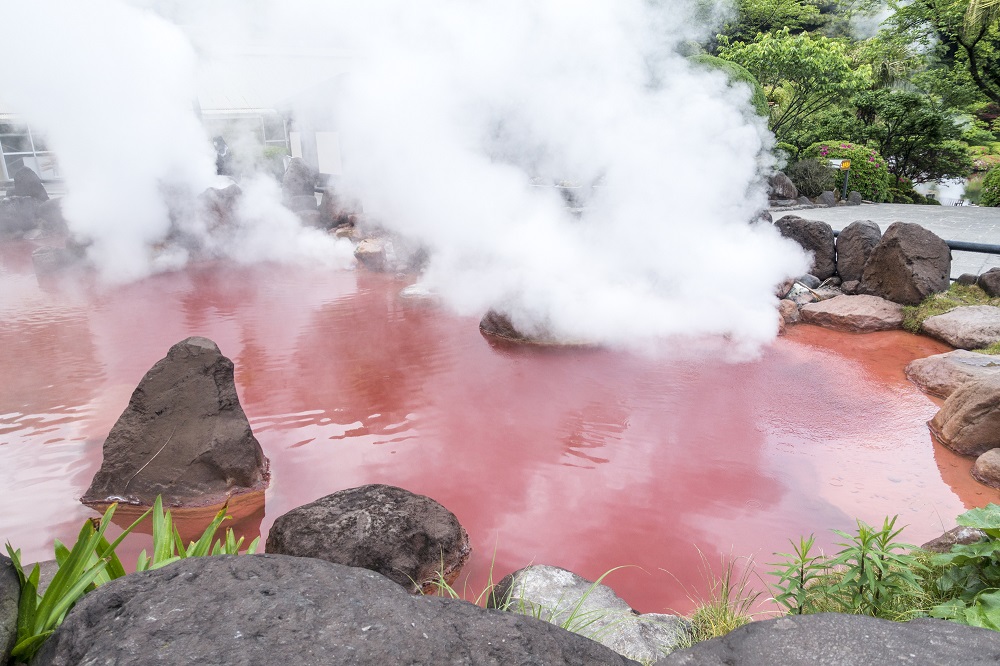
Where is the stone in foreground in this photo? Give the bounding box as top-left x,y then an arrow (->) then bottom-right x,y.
491,565 -> 689,664
655,613 -> 1000,665
922,306 -> 1000,350
265,484 -> 471,593
0,554 -> 18,665
860,222 -> 950,306
905,349 -> 1000,398
774,216 -> 836,280
835,220 -> 880,283
799,295 -> 903,332
929,375 -> 1000,457
33,555 -> 637,666
979,268 -> 1000,298
920,525 -> 986,553
82,337 -> 269,507
973,448 -> 1000,488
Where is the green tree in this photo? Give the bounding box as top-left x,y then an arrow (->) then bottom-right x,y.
689,53 -> 770,116
719,0 -> 823,43
853,89 -> 973,182
718,28 -> 868,141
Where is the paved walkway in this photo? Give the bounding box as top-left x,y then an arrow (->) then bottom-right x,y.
773,204 -> 1000,278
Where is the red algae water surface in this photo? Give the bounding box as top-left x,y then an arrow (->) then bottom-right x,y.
1,241 -> 996,614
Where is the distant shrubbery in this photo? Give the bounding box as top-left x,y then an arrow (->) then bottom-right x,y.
803,141 -> 891,202
982,168 -> 1000,207
787,158 -> 835,198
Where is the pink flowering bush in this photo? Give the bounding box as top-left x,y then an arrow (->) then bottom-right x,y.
803,141 -> 891,202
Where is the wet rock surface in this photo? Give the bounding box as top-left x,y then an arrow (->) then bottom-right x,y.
33,555 -> 637,666
0,554 -> 18,665
265,484 -> 471,593
973,448 -> 1000,488
479,310 -> 593,347
799,295 -> 903,332
929,375 -> 1000,457
655,613 -> 1000,666
921,306 -> 1000,350
774,216 -> 836,280
905,349 -> 1000,398
835,220 -> 881,283
82,337 -> 269,507
860,222 -> 950,305
491,565 -> 689,664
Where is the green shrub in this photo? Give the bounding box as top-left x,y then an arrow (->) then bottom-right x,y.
803,141 -> 892,202
982,167 -> 1000,207
776,142 -> 799,162
689,53 -> 769,117
929,505 -> 1000,629
787,158 -> 835,198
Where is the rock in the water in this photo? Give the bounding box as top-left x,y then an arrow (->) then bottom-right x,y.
1,554 -> 18,665
847,191 -> 863,205
655,613 -> 1000,665
818,191 -> 837,207
81,337 -> 269,507
958,273 -> 980,286
920,526 -> 986,553
922,306 -> 1000,350
354,237 -> 388,272
768,172 -> 798,200
11,167 -> 48,201
905,349 -> 1000,398
778,299 -> 799,324
33,555 -> 636,666
929,375 -> 1000,457
774,216 -> 836,280
281,157 -> 316,202
479,310 -> 593,347
491,565 -> 689,664
799,295 -> 903,332
265,484 -> 471,593
860,222 -> 951,306
978,268 -> 1000,298
973,448 -> 1000,488
836,220 -> 881,283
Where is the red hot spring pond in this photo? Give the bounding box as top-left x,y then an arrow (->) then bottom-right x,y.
1,239 -> 996,614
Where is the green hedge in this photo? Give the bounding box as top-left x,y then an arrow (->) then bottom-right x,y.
982,167 -> 1000,207
803,141 -> 892,202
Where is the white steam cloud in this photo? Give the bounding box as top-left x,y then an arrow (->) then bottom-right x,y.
2,0 -> 809,349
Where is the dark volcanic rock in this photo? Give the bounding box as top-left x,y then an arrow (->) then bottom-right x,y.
979,268 -> 1000,298
774,215 -> 836,280
81,337 -> 269,507
768,172 -> 797,200
266,484 -> 471,593
281,157 -> 317,202
835,220 -> 881,283
929,375 -> 1000,457
32,555 -> 637,666
860,222 -> 951,305
847,190 -> 863,205
1,554 -> 18,665
11,167 -> 48,201
655,613 -> 1000,665
818,190 -> 837,207
957,273 -> 980,286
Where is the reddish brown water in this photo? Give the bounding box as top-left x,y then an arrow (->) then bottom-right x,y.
1,239 -> 995,613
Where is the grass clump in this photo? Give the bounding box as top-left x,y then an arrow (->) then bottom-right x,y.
680,553 -> 762,646
902,283 -> 1000,333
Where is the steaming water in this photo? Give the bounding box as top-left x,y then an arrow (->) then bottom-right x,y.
1,244 -> 993,613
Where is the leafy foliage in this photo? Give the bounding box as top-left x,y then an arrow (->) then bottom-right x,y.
689,53 -> 770,116
787,158 -> 836,196
902,283 -> 1000,332
770,535 -> 827,614
982,166 -> 1000,205
803,141 -> 892,200
929,504 -> 1000,628
718,28 -> 867,142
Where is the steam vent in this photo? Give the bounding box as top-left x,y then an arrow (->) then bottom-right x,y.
82,337 -> 269,508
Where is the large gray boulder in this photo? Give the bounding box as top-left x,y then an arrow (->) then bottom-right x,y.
921,306 -> 1000,350
1,554 -> 19,665
281,157 -> 316,202
655,613 -> 1000,665
929,375 -> 1000,457
905,349 -> 1000,398
265,484 -> 471,594
799,295 -> 902,332
774,216 -> 836,280
817,191 -> 837,207
768,172 -> 798,200
81,337 -> 269,507
973,448 -> 1000,488
11,166 -> 48,201
860,222 -> 951,306
491,565 -> 689,664
835,221 -> 881,283
32,555 -> 636,666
